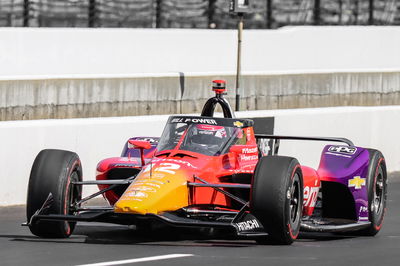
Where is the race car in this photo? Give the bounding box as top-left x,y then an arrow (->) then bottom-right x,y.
24,80 -> 387,245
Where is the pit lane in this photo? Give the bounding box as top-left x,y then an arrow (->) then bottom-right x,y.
1,174 -> 400,266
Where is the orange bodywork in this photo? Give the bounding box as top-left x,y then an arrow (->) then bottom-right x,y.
96,126 -> 320,217
98,127 -> 259,215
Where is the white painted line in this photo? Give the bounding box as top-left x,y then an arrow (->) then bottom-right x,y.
75,254 -> 194,266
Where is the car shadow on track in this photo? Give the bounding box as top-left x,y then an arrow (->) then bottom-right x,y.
76,224 -> 257,247
2,223 -> 355,247
0,218 -> 356,247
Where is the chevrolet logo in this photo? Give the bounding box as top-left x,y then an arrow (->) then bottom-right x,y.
348,176 -> 366,189
233,121 -> 243,127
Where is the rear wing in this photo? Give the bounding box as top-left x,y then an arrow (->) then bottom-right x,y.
255,134 -> 354,156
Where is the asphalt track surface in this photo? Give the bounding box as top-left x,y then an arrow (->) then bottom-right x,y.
1,175 -> 400,266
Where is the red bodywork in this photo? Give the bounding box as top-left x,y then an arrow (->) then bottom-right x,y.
96,126 -> 321,216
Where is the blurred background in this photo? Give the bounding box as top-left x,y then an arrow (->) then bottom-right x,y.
1,0 -> 399,29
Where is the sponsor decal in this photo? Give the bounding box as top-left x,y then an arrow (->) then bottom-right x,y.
228,169 -> 254,173
348,176 -> 366,189
199,130 -> 214,135
328,146 -> 357,155
196,124 -> 224,131
119,157 -> 140,162
303,186 -> 319,207
233,121 -> 243,127
135,137 -> 157,143
153,173 -> 166,179
124,190 -> 148,198
171,117 -> 217,125
171,118 -> 182,123
242,147 -> 258,154
235,219 -> 260,232
145,182 -> 161,188
358,206 -> 368,221
240,154 -> 258,161
133,186 -> 156,193
113,163 -> 139,167
151,158 -> 198,169
232,211 -> 264,234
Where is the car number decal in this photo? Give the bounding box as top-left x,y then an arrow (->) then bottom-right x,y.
156,163 -> 181,174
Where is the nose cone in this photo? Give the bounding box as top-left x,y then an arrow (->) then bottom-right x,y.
114,165 -> 189,215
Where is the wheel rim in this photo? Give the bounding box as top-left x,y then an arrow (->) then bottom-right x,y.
289,174 -> 301,224
373,166 -> 385,216
68,171 -> 81,214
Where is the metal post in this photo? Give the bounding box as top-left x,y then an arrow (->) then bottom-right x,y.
369,0 -> 374,25
235,13 -> 244,112
313,0 -> 320,25
23,0 -> 29,27
208,0 -> 217,28
355,0 -> 359,25
88,0 -> 96,27
266,0 -> 272,29
156,0 -> 162,28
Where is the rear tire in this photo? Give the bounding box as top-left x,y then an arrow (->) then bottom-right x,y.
359,149 -> 387,236
26,149 -> 82,238
251,156 -> 303,245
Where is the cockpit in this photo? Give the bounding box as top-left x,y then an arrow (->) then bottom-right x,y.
156,116 -> 251,156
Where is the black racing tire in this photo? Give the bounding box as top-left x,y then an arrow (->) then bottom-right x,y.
359,149 -> 387,236
26,149 -> 82,238
250,156 -> 303,245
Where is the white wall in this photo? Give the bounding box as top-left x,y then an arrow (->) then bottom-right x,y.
0,115 -> 168,206
1,106 -> 399,206
241,106 -> 400,172
1,26 -> 400,78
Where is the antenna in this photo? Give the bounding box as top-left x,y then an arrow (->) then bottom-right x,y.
229,0 -> 252,112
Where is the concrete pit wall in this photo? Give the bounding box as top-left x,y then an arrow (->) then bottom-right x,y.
1,27 -> 400,121
1,71 -> 400,121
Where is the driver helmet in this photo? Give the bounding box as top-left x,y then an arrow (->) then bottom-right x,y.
191,124 -> 227,145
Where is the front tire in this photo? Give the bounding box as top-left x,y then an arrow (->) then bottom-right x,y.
26,149 -> 82,238
360,149 -> 387,236
251,156 -> 303,245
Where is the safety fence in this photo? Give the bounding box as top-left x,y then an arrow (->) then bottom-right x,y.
0,0 -> 399,28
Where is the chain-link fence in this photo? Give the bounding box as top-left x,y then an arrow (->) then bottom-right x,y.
0,0 -> 399,28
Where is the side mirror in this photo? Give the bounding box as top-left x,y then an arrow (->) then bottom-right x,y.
128,140 -> 151,166
128,140 -> 151,150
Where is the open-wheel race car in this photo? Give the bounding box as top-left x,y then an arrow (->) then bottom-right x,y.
24,80 -> 387,245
